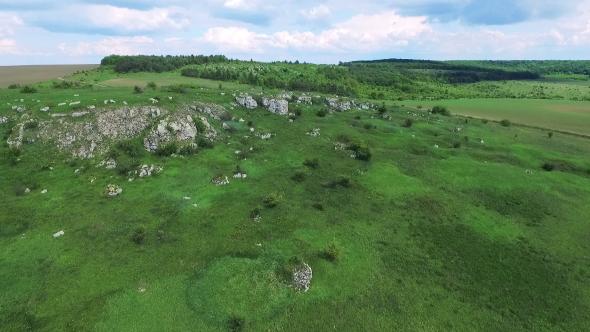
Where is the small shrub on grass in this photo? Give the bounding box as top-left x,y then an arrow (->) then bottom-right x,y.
52,80 -> 75,89
13,183 -> 27,196
432,105 -> 451,116
20,85 -> 37,93
7,84 -> 20,89
377,103 -> 387,115
250,207 -> 261,219
354,115 -> 361,120
316,109 -> 327,117
322,241 -> 343,262
548,132 -> 554,138
293,108 -> 302,117
236,151 -> 249,160
482,119 -> 489,124
402,119 -> 414,128
500,119 -> 512,127
542,162 -> 555,171
178,144 -> 198,156
312,203 -> 324,211
291,171 -> 307,182
115,155 -> 139,175
324,176 -> 352,188
193,118 -> 206,134
303,158 -> 319,169
246,120 -> 254,127
263,193 -> 280,208
196,137 -> 214,149
133,85 -> 144,94
24,121 -> 38,130
227,315 -> 246,332
453,142 -> 462,149
2,148 -> 21,166
166,84 -> 187,94
155,141 -> 178,156
132,226 -> 146,245
147,81 -> 157,89
347,140 -> 372,161
363,123 -> 373,130
115,138 -> 144,158
220,111 -> 233,121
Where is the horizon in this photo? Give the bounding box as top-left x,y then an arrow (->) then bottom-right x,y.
1,1 -> 590,65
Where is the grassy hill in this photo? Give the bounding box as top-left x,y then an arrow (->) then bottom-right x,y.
1,58 -> 590,331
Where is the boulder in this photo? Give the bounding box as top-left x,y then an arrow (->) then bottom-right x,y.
262,98 -> 289,115
235,95 -> 258,109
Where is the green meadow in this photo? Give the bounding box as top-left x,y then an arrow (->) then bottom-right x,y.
1,60 -> 590,331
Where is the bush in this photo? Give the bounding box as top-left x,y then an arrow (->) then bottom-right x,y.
432,105 -> 451,116
500,119 -> 512,127
246,120 -> 254,127
291,171 -> 307,182
542,162 -> 555,171
263,193 -> 280,208
363,123 -> 373,130
193,118 -> 206,134
322,241 -> 342,262
548,132 -> 554,138
132,226 -> 146,244
115,138 -> 144,158
453,142 -> 461,149
2,148 -> 21,166
133,85 -> 144,94
293,108 -> 302,117
24,121 -> 38,130
155,141 -> 178,156
147,81 -> 157,89
377,103 -> 387,115
115,155 -> 139,175
236,151 -> 249,160
348,140 -> 372,161
196,137 -> 214,149
52,80 -> 75,89
7,84 -> 20,89
312,203 -> 324,211
303,158 -> 319,169
482,119 -> 489,124
227,315 -> 246,332
20,85 -> 37,93
250,207 -> 261,219
324,176 -> 352,188
402,119 -> 414,128
178,144 -> 198,156
316,109 -> 327,117
220,111 -> 233,121
166,84 -> 187,94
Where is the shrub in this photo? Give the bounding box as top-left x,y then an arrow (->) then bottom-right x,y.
354,115 -> 361,120
312,203 -> 324,211
220,111 -> 233,121
402,119 -> 414,128
542,162 -> 555,171
20,85 -> 37,93
115,155 -> 139,175
246,120 -> 254,127
178,144 -> 198,156
132,226 -> 146,244
293,108 -> 302,117
417,105 -> 423,109
166,84 -> 187,94
432,105 -> 451,116
236,151 -> 249,160
316,109 -> 327,117
322,241 -> 342,262
363,123 -> 373,130
250,207 -> 261,219
291,171 -> 307,182
548,132 -> 554,138
7,84 -> 20,89
500,119 -> 512,127
2,148 -> 21,166
218,83 -> 223,90
196,137 -> 214,149
324,176 -> 352,188
348,140 -> 372,161
115,138 -> 144,158
52,80 -> 75,89
227,315 -> 246,332
24,121 -> 38,130
303,158 -> 319,169
155,141 -> 178,156
133,85 -> 144,94
482,119 -> 489,124
453,142 -> 461,149
147,81 -> 157,89
263,193 -> 280,208
377,103 -> 387,115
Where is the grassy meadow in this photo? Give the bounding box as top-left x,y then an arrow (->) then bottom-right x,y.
1,63 -> 590,331
0,65 -> 98,89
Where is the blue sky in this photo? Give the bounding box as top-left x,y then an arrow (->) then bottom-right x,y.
1,0 -> 590,65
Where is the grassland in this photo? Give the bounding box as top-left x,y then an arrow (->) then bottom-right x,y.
0,65 -> 98,89
1,64 -> 590,331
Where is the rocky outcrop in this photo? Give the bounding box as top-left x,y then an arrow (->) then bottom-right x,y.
325,98 -> 351,112
293,263 -> 312,292
236,95 -> 258,109
262,98 -> 288,115
190,102 -> 229,120
297,96 -> 312,104
105,184 -> 122,196
139,164 -> 163,177
144,113 -> 197,152
7,123 -> 24,148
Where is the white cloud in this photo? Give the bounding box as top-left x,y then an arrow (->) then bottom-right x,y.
0,12 -> 24,38
82,5 -> 189,32
204,11 -> 430,52
300,5 -> 331,21
58,36 -> 155,56
0,38 -> 20,54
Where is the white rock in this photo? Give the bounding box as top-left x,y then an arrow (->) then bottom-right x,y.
40,107 -> 50,112
262,98 -> 289,115
24,188 -> 30,194
41,189 -> 47,194
74,94 -> 79,97
53,230 -> 64,238
183,196 -> 191,200
235,95 -> 258,109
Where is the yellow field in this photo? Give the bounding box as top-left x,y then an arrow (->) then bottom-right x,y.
0,64 -> 98,88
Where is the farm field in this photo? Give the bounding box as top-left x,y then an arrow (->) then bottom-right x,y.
1,59 -> 590,331
401,99 -> 590,135
0,65 -> 98,89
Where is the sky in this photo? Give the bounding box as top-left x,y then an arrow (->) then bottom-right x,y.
1,0 -> 590,65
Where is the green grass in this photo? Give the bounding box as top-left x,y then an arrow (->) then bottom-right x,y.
1,69 -> 590,331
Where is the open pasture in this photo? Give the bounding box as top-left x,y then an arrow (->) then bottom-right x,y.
0,65 -> 98,89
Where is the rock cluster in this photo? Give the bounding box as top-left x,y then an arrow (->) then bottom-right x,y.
212,175 -> 230,186
325,98 -> 351,112
233,172 -> 247,179
306,128 -> 320,137
144,114 -> 197,152
105,184 -> 122,196
0,117 -> 8,124
262,98 -> 289,115
7,123 -> 24,148
11,105 -> 26,112
292,263 -> 312,292
40,107 -> 50,112
235,94 -> 258,109
297,96 -> 312,104
139,164 -> 163,177
190,102 -> 229,120
53,230 -> 64,238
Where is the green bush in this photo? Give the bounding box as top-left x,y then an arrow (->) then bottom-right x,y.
178,144 -> 198,156
155,141 -> 178,156
133,85 -> 144,94
220,111 -> 233,121
196,137 -> 214,149
291,171 -> 307,182
147,81 -> 157,89
322,241 -> 342,262
132,226 -> 146,244
377,103 -> 387,115
52,80 -> 75,89
316,109 -> 327,117
263,193 -> 280,208
115,138 -> 144,158
500,119 -> 512,127
312,203 -> 324,211
482,119 -> 489,124
347,140 -> 372,161
193,118 -> 206,134
7,84 -> 20,89
24,121 -> 38,129
548,132 -> 554,138
542,162 -> 555,171
303,158 -> 319,169
166,84 -> 187,94
115,155 -> 139,175
403,119 -> 414,128
20,85 -> 37,93
227,315 -> 246,332
453,142 -> 462,149
432,105 -> 451,116
363,123 -> 373,130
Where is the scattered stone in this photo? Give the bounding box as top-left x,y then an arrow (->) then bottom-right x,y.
297,96 -> 312,104
123,101 -> 127,105
262,98 -> 289,115
24,188 -> 30,194
434,144 -> 439,148
292,263 -> 313,292
105,184 -> 122,196
69,101 -> 80,106
222,123 -> 231,131
259,132 -> 272,140
250,127 -> 255,132
72,111 -> 89,117
40,107 -> 50,112
53,230 -> 65,238
233,173 -> 247,178
325,98 -> 350,111
149,98 -> 159,104
138,164 -> 163,177
0,117 -> 8,123
183,196 -> 191,200
41,189 -> 47,194
193,203 -> 198,207
105,159 -> 117,169
74,94 -> 79,97
239,118 -> 245,122
88,105 -> 96,110
306,128 -> 320,137
58,103 -> 66,106
235,94 -> 258,109
212,175 -> 230,186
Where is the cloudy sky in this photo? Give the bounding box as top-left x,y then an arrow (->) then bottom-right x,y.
1,0 -> 590,65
